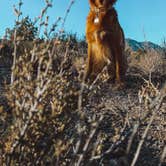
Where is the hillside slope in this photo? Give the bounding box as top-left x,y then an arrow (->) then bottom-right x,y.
126,38 -> 162,51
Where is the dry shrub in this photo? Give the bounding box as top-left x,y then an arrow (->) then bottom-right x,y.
138,49 -> 163,75
129,48 -> 164,78
1,38 -> 80,164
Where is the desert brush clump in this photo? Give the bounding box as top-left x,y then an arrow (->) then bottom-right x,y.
129,47 -> 164,79
0,0 -> 166,166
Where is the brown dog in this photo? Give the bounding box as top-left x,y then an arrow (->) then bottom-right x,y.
85,0 -> 127,86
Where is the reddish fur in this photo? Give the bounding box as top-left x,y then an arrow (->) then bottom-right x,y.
85,0 -> 127,84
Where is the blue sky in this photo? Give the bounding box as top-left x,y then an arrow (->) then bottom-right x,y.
0,0 -> 166,45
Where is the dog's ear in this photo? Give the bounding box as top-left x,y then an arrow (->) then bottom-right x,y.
89,0 -> 96,8
110,0 -> 117,5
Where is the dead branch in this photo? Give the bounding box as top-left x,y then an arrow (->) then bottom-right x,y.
75,115 -> 104,166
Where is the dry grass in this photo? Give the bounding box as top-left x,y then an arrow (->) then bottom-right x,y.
0,0 -> 165,165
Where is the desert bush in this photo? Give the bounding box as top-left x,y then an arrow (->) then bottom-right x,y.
3,42 -> 79,164
138,49 -> 163,76
128,47 -> 165,79
6,16 -> 38,41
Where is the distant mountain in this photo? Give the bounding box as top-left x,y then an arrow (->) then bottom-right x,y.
126,38 -> 162,51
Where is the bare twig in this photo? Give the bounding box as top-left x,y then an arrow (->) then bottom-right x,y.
89,59 -> 110,90
61,0 -> 75,31
159,146 -> 166,166
75,115 -> 104,166
11,0 -> 23,84
126,124 -> 139,155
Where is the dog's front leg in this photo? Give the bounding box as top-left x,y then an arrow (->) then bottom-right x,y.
114,49 -> 125,88
84,44 -> 93,81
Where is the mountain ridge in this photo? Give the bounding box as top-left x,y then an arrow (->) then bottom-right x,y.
126,38 -> 162,51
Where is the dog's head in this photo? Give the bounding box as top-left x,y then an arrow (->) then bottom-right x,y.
89,0 -> 117,9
